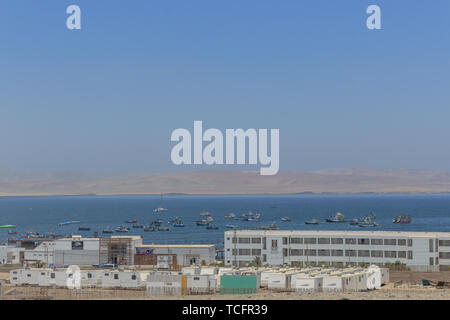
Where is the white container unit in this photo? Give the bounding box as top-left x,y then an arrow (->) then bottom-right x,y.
292,275 -> 323,292
101,271 -> 121,288
380,268 -> 390,284
181,267 -> 201,276
187,274 -> 215,294
267,272 -> 292,290
9,269 -> 22,285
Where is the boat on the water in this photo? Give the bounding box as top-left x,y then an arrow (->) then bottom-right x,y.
304,219 -> 319,225
157,227 -> 170,231
115,226 -> 130,233
200,211 -> 211,217
144,226 -> 155,232
0,224 -> 16,229
350,218 -> 360,225
254,222 -> 279,230
206,223 -> 219,230
393,214 -> 411,224
58,221 -> 80,227
225,224 -> 237,229
132,223 -> 144,228
125,219 -> 137,224
239,212 -> 261,222
224,213 -> 235,219
196,219 -> 210,226
102,228 -> 114,234
325,212 -> 345,223
78,225 -> 91,231
151,219 -> 163,227
281,217 -> 291,222
8,229 -> 17,235
153,193 -> 168,213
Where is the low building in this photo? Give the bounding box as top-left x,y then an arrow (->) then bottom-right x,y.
134,244 -> 216,268
0,246 -> 7,264
224,230 -> 450,271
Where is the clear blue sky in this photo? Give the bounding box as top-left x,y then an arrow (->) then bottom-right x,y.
0,1 -> 449,173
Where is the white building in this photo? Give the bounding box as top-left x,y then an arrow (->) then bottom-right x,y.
136,244 -> 216,266
0,246 -> 7,264
22,236 -> 100,266
224,230 -> 450,271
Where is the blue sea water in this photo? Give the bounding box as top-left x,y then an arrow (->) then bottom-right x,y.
1,194 -> 450,247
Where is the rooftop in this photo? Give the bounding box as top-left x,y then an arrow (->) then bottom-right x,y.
224,229 -> 450,238
137,244 -> 215,248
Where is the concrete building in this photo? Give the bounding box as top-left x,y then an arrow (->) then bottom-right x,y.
0,246 -> 7,264
224,230 -> 450,271
134,244 -> 216,268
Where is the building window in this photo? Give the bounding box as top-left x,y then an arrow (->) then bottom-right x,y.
318,238 -> 331,245
397,239 -> 407,246
283,237 -> 288,245
251,238 -> 261,244
429,257 -> 434,266
408,251 -> 413,260
371,239 -> 383,245
238,249 -> 251,256
358,239 -> 370,245
305,249 -> 317,256
251,249 -> 261,255
371,250 -> 383,258
384,239 -> 397,246
331,250 -> 343,257
384,251 -> 397,258
429,239 -> 434,252
263,237 -> 267,250
436,257 -> 439,265
238,238 -> 251,244
358,250 -> 370,257
318,249 -> 330,256
304,238 -> 317,245
271,240 -> 278,249
263,254 -> 267,262
232,249 -> 238,256
114,274 -> 119,280
345,238 -> 356,245
290,237 -> 303,244
331,238 -> 343,245
439,240 -> 450,247
232,237 -> 237,244
345,250 -> 357,257
398,251 -> 407,259
131,275 -> 137,280
290,249 -> 303,256
283,248 -> 288,257
439,252 -> 450,259
407,239 -> 413,247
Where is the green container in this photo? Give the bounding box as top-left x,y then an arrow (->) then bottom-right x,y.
220,275 -> 258,294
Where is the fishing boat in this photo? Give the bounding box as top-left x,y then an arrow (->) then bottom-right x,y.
153,194 -> 168,213
102,228 -> 114,234
144,226 -> 155,232
7,229 -> 17,235
0,224 -> 16,229
304,219 -> 319,225
281,217 -> 291,222
173,217 -> 184,227
58,221 -> 80,227
240,212 -> 260,221
132,223 -> 144,228
115,226 -> 130,233
349,218 -> 360,225
200,211 -> 211,217
254,222 -> 279,230
196,219 -> 210,226
151,219 -> 163,227
325,212 -> 345,223
393,214 -> 411,224
224,213 -> 235,219
78,225 -> 91,231
225,224 -> 237,229
206,223 -> 219,230
157,227 -> 170,231
125,219 -> 138,224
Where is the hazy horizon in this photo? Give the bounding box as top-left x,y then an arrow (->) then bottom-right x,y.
1,1 -> 450,174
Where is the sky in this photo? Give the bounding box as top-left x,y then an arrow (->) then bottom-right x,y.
0,0 -> 449,174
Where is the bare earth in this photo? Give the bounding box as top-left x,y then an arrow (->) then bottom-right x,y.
2,271 -> 450,300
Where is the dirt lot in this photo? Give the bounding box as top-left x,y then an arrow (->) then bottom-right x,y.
2,271 -> 450,300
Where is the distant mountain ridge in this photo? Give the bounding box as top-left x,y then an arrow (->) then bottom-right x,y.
1,168 -> 450,196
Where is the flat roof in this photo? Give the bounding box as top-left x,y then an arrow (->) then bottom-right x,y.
224,229 -> 450,238
137,244 -> 215,248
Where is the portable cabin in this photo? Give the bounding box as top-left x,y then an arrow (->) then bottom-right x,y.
101,270 -> 121,288
292,274 -> 323,292
181,266 -> 201,276
199,267 -> 217,276
260,270 -> 276,287
9,269 -> 22,285
80,270 -> 102,287
322,273 -> 345,292
267,272 -> 295,290
187,274 -> 216,294
118,271 -> 147,288
146,272 -> 184,297
37,269 -> 52,287
380,268 -> 390,284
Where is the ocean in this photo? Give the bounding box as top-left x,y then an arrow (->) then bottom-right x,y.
1,194 -> 450,247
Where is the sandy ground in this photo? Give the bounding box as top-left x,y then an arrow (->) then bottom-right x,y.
2,271 -> 450,300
